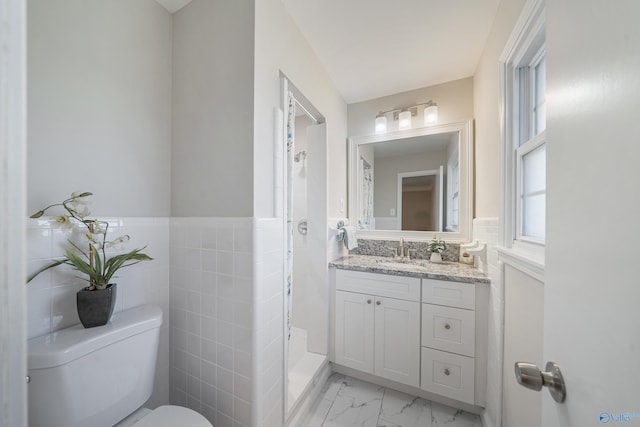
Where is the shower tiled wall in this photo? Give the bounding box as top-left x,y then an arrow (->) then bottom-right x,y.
26,217 -> 171,407
169,217 -> 254,427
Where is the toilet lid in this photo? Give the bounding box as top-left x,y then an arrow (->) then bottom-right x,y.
133,405 -> 212,427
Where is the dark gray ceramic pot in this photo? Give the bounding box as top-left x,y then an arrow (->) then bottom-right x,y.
76,283 -> 117,328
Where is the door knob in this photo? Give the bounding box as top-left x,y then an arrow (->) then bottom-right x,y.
514,361 -> 566,403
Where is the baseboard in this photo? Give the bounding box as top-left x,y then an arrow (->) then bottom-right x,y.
286,361 -> 332,427
481,411 -> 493,427
332,363 -> 484,416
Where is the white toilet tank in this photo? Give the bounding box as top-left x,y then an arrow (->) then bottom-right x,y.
28,304 -> 163,427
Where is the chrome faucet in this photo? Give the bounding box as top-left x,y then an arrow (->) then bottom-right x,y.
387,238 -> 416,260
398,238 -> 405,258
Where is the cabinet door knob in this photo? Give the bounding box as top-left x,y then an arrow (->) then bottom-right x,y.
376,300 -> 381,306
366,299 -> 372,304
444,323 -> 451,330
444,368 -> 451,376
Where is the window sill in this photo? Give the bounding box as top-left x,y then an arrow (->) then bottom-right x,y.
497,246 -> 545,282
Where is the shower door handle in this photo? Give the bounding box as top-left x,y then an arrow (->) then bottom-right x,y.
297,219 -> 308,235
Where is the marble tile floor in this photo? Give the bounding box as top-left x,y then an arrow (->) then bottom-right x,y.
302,374 -> 482,427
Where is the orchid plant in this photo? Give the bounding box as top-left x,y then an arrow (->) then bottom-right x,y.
428,235 -> 447,254
28,192 -> 153,290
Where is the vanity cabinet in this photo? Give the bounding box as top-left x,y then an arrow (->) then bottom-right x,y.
335,270 -> 421,387
332,266 -> 488,407
420,279 -> 479,404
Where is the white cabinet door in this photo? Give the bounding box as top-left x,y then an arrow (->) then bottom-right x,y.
374,296 -> 421,387
421,347 -> 475,404
335,291 -> 374,374
422,303 -> 476,357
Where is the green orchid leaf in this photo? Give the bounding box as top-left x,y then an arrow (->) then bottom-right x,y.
27,259 -> 68,283
30,210 -> 45,219
65,250 -> 99,280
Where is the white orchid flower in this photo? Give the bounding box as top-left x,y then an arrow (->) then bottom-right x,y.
85,232 -> 106,251
53,215 -> 73,230
71,205 -> 91,219
69,191 -> 92,207
106,235 -> 130,250
91,220 -> 107,234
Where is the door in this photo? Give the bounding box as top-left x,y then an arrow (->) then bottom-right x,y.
542,1 -> 640,426
397,169 -> 442,231
335,291 -> 374,373
374,296 -> 420,387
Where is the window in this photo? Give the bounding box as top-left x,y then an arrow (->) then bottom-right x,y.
517,48 -> 546,243
500,0 -> 545,262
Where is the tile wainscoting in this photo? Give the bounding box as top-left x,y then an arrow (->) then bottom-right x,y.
169,217 -> 255,427
472,217 -> 500,427
26,216 -> 171,408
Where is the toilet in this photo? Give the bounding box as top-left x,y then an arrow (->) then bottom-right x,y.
27,304 -> 212,427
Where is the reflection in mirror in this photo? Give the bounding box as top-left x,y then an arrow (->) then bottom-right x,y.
358,133 -> 457,232
348,120 -> 472,241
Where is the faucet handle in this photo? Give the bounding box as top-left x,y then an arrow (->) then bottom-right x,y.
387,247 -> 398,257
407,249 -> 417,260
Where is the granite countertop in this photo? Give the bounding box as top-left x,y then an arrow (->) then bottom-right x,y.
330,255 -> 490,284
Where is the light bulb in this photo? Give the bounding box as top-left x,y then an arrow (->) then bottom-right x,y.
398,110 -> 412,130
375,114 -> 387,134
424,104 -> 438,125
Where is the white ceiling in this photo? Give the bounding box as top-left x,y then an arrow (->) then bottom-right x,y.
282,0 -> 501,103
155,0 -> 193,14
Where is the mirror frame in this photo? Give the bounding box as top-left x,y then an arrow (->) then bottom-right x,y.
348,119 -> 473,242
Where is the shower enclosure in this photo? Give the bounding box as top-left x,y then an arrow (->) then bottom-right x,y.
282,81 -> 329,417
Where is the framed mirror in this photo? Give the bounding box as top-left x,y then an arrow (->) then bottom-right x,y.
348,119 -> 473,242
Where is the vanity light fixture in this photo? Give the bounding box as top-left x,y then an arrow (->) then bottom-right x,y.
424,101 -> 438,125
375,112 -> 387,134
373,101 -> 438,133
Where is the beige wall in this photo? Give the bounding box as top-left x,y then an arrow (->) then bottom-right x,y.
472,1 -> 527,426
27,0 -> 173,216
347,77 -> 473,138
254,0 -> 348,218
473,0 -> 527,218
172,0 -> 255,216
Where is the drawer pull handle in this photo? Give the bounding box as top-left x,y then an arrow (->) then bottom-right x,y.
376,300 -> 381,306
444,323 -> 451,330
366,299 -> 372,304
444,368 -> 451,376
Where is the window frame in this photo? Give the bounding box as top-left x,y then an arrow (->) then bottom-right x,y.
499,0 -> 546,266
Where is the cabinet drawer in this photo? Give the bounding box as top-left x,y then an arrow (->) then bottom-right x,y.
336,269 -> 420,302
421,347 -> 475,404
422,279 -> 476,309
422,304 -> 475,357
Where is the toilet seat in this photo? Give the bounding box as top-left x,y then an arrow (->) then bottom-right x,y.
132,405 -> 213,427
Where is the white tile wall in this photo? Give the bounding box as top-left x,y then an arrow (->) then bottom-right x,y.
169,217 -> 254,427
253,217 -> 285,427
26,216 -> 171,407
472,217 -> 500,427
